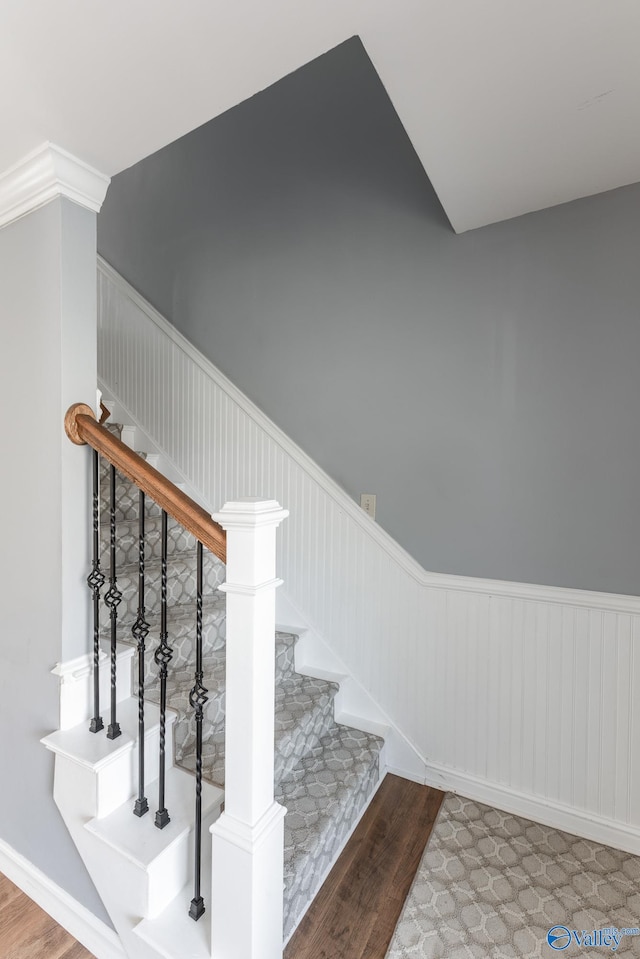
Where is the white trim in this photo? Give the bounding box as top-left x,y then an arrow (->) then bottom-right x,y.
53,642 -> 134,731
210,802 -> 287,854
96,255 -> 640,616
423,762 -> 640,856
97,258 -> 640,853
0,143 -> 110,230
0,837 -> 126,959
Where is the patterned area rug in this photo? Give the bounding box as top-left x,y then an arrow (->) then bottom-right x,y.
386,794 -> 640,958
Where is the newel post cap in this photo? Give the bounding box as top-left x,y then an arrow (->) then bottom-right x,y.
213,499 -> 289,530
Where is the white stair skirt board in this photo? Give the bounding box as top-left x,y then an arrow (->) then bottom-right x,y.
0,837 -> 125,959
98,255 -> 640,857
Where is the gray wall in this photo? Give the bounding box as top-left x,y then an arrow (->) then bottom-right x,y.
99,37 -> 640,596
0,199 -> 109,921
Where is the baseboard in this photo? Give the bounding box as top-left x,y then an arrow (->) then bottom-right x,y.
424,761 -> 640,856
0,837 -> 126,959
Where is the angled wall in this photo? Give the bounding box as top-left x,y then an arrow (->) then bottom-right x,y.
98,37 -> 640,596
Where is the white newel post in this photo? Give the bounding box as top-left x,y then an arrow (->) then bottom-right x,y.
210,499 -> 289,959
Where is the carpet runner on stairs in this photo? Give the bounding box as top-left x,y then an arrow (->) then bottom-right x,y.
99,424 -> 384,939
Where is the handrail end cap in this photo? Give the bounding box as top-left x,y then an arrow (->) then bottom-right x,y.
64,402 -> 96,445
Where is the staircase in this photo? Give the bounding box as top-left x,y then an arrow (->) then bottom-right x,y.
44,414 -> 384,959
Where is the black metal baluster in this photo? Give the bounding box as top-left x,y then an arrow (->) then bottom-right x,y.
189,541 -> 207,921
132,490 -> 149,816
154,510 -> 172,829
104,464 -> 122,740
87,449 -> 104,734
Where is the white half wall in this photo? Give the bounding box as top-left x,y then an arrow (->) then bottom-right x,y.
98,257 -> 640,853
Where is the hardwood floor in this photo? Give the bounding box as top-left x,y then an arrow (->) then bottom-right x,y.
0,875 -> 95,959
0,775 -> 442,959
285,774 -> 445,959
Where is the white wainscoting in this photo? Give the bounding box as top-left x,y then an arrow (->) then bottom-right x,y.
98,257 -> 640,853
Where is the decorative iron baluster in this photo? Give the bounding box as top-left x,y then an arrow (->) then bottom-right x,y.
132,489 -> 149,816
87,449 -> 104,734
154,510 -> 172,829
189,541 -> 207,921
104,464 -> 122,740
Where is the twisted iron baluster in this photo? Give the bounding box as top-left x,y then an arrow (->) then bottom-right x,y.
87,449 -> 104,734
132,489 -> 149,816
189,541 -> 207,921
154,510 -> 172,829
104,464 -> 122,740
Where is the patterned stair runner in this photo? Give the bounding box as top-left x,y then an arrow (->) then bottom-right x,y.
99,426 -> 384,937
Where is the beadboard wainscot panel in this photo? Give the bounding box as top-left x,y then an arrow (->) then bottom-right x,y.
98,257 -> 640,854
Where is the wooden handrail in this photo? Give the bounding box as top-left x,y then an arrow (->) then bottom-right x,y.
65,403 -> 226,564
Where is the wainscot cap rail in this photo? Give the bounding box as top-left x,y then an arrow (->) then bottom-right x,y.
64,402 -> 226,564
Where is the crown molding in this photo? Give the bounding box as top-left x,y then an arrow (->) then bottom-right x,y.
0,142 -> 110,230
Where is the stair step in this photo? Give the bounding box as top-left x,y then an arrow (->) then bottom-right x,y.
133,871 -> 212,959
105,598 -> 227,681
175,672 -> 339,787
279,723 -> 384,938
85,767 -> 223,869
115,553 -> 225,621
142,630 -> 293,722
85,766 -> 223,920
101,512 -> 198,567
42,697 -> 177,820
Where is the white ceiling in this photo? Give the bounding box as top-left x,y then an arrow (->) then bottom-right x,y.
2,0 -> 639,232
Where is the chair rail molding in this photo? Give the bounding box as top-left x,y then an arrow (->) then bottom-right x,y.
98,257 -> 640,856
0,142 -> 110,230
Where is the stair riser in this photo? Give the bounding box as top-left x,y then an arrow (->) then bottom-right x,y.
275,636 -> 296,680
87,800 -> 222,922
100,725 -> 175,820
51,721 -> 175,825
148,802 -> 221,919
141,615 -> 226,683
274,691 -> 336,784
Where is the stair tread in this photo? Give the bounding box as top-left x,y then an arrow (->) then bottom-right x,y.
42,697 -> 167,770
86,766 -> 223,868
